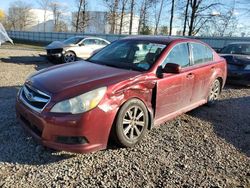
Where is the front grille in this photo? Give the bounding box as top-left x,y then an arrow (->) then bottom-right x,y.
20,85 -> 50,112
47,48 -> 63,54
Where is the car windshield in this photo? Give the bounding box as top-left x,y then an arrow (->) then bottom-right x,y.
63,37 -> 84,45
220,44 -> 250,55
88,40 -> 167,71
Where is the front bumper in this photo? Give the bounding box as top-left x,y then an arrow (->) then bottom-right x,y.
227,70 -> 250,86
46,53 -> 63,62
16,97 -> 117,153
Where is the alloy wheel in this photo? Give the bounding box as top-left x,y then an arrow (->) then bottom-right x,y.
209,79 -> 220,101
122,106 -> 145,140
64,52 -> 76,63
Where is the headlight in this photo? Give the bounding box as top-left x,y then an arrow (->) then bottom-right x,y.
245,65 -> 250,70
51,87 -> 107,114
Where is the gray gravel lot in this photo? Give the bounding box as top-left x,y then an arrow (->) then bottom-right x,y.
0,47 -> 249,188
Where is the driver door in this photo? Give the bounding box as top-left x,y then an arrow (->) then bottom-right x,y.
155,43 -> 194,122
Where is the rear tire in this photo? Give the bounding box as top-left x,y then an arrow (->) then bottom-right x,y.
113,99 -> 149,147
207,79 -> 221,106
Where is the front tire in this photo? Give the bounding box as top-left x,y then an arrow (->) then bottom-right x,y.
63,51 -> 76,63
207,79 -> 221,106
113,99 -> 149,147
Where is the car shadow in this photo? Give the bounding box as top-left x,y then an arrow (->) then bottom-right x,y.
0,86 -> 75,165
1,55 -> 86,70
187,94 -> 250,157
0,55 -> 54,71
226,83 -> 250,89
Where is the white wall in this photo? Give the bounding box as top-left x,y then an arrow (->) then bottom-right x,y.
115,14 -> 139,35
27,9 -> 54,32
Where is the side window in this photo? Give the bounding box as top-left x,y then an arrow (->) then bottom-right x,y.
204,46 -> 213,62
99,40 -> 109,45
191,43 -> 213,64
83,39 -> 96,46
162,43 -> 190,68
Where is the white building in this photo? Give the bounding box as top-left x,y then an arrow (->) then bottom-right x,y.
84,11 -> 109,34
115,13 -> 139,35
72,11 -> 140,35
27,9 -> 54,32
28,9 -> 140,34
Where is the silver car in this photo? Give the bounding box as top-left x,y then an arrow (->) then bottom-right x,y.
46,36 -> 110,63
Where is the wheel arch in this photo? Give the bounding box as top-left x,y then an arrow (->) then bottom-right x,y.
65,50 -> 77,57
216,77 -> 223,93
114,97 -> 154,131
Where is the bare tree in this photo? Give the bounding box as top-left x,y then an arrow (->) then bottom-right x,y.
182,0 -> 189,35
237,0 -> 250,15
160,26 -> 168,34
187,0 -> 220,36
119,0 -> 128,34
50,2 -> 67,32
154,0 -> 164,35
37,0 -> 51,32
169,0 -> 175,35
199,1 -> 237,37
138,0 -> 154,34
73,0 -> 89,32
103,0 -> 119,34
7,1 -> 34,31
129,0 -> 135,34
0,9 -> 5,22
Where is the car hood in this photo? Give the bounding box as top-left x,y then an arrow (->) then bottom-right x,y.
220,54 -> 250,65
26,61 -> 140,100
45,41 -> 77,50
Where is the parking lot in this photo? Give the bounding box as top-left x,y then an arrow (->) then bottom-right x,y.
0,44 -> 249,187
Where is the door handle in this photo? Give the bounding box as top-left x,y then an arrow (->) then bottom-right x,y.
211,66 -> 215,71
186,73 -> 194,79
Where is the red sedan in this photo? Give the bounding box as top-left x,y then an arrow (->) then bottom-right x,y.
16,36 -> 227,153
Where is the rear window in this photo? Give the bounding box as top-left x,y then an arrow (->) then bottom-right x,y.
190,43 -> 213,64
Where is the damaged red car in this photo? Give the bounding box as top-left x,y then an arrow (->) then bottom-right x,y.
16,36 -> 227,153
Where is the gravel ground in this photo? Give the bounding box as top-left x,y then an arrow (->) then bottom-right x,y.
0,47 -> 249,188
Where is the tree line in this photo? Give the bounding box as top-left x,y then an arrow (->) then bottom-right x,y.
1,0 -> 250,37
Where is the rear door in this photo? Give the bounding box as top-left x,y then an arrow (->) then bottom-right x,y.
188,42 -> 215,103
155,43 -> 194,120
78,39 -> 98,59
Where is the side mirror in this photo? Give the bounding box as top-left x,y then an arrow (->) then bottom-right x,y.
163,63 -> 181,74
79,43 -> 84,46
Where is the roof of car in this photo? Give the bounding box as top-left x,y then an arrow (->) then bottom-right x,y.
71,36 -> 107,40
121,35 -> 190,44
